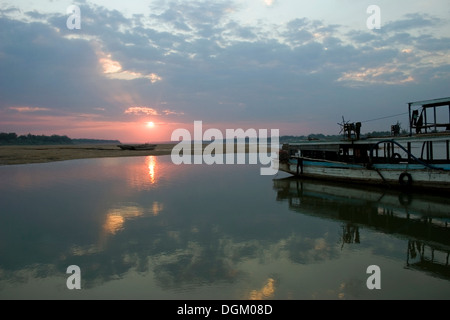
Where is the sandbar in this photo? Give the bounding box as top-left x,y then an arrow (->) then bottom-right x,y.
0,143 -> 260,165
0,144 -> 177,165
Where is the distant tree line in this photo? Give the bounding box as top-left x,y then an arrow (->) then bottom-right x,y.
280,134 -> 343,143
0,132 -> 120,145
280,130 -> 394,143
71,138 -> 121,144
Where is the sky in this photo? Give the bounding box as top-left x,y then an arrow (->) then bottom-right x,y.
0,0 -> 449,143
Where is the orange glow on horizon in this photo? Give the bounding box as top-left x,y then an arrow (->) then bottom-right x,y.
0,110 -> 187,142
1,109 -> 333,143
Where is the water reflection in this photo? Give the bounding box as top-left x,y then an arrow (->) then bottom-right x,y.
147,156 -> 156,185
249,278 -> 276,300
1,156 -> 450,299
340,224 -> 360,247
406,241 -> 450,280
126,155 -> 159,190
103,205 -> 144,235
151,202 -> 163,216
273,177 -> 450,280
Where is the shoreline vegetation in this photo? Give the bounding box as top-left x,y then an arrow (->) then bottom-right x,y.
0,132 -> 121,145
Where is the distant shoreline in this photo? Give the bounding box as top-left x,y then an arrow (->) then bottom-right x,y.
0,144 -> 177,166
0,143 -> 263,166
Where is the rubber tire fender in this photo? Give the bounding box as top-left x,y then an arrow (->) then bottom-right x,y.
399,172 -> 412,187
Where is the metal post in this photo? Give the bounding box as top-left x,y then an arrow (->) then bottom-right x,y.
408,103 -> 412,136
430,141 -> 433,161
447,140 -> 449,161
434,106 -> 437,133
407,142 -> 411,163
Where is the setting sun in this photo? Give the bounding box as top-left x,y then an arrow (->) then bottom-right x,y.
146,121 -> 155,128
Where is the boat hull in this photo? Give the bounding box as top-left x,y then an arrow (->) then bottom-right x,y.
277,158 -> 450,191
118,144 -> 157,150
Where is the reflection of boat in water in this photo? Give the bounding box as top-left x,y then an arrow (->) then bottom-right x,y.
406,240 -> 450,280
273,177 -> 450,280
278,97 -> 450,191
118,143 -> 157,150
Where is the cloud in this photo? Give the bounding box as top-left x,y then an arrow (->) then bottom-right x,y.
124,107 -> 159,115
124,106 -> 184,116
99,56 -> 122,74
97,51 -> 162,83
162,109 -> 184,116
337,66 -> 415,86
264,0 -> 276,6
0,2 -> 449,139
384,13 -> 438,32
0,15 -> 104,112
9,106 -> 51,112
99,55 -> 162,83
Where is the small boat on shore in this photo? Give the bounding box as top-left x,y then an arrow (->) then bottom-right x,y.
117,143 -> 157,151
278,97 -> 450,191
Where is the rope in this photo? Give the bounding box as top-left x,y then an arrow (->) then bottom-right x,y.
361,112 -> 409,123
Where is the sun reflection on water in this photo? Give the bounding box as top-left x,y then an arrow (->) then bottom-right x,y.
126,156 -> 160,190
103,206 -> 144,235
151,201 -> 163,216
248,278 -> 276,300
147,156 -> 156,184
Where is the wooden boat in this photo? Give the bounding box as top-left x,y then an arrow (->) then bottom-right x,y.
117,143 -> 157,150
277,97 -> 450,191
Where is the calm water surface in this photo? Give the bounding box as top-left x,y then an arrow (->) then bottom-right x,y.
0,155 -> 449,299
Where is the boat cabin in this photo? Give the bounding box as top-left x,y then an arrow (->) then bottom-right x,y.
282,142 -> 374,164
281,97 -> 450,166
409,97 -> 450,135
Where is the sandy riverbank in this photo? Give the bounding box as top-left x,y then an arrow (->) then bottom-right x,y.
0,143 -> 263,165
0,144 -> 177,165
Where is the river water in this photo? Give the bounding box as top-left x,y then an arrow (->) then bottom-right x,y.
0,155 -> 449,299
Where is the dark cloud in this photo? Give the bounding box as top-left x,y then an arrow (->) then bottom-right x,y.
149,0 -> 233,39
415,34 -> 450,51
24,10 -> 49,20
347,30 -> 378,43
0,17 -> 103,111
384,13 -> 438,32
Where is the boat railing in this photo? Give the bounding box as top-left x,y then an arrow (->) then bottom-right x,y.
368,139 -> 443,171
